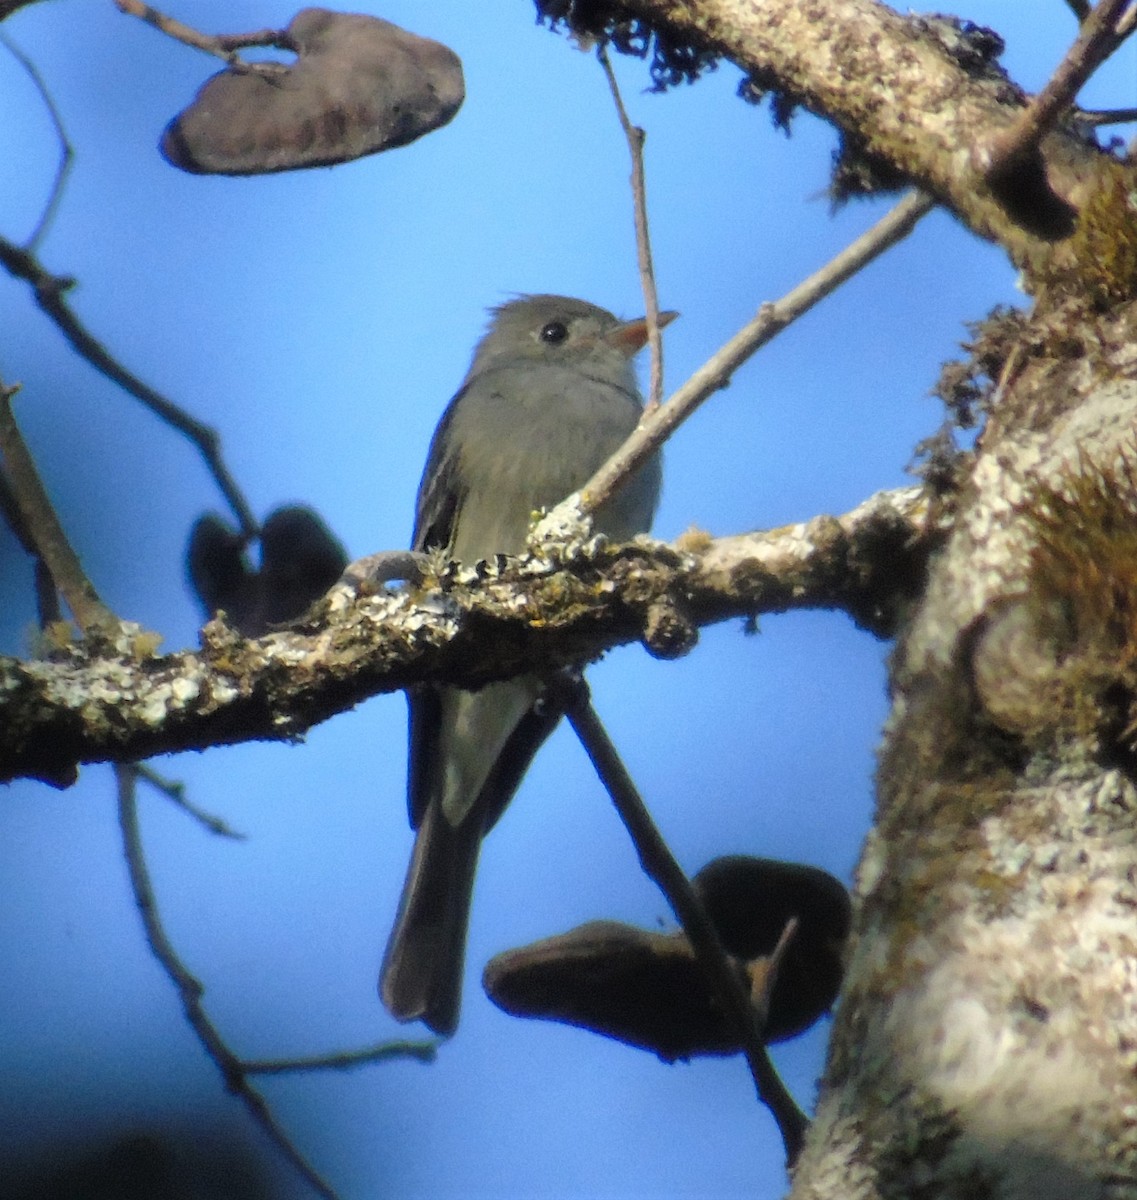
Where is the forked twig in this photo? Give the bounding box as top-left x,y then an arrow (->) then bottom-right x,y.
554,675 -> 809,1167
114,0 -> 289,73
0,237 -> 258,537
0,32 -> 74,250
985,0 -> 1134,177
0,28 -> 256,533
116,766 -> 437,1197
115,765 -> 343,1200
575,189 -> 935,518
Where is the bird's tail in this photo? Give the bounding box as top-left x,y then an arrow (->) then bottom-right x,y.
380,801 -> 480,1037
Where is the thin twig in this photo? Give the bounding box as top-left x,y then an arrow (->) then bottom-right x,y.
1,33 -> 74,251
748,917 -> 799,1030
0,236 -> 258,537
576,190 -> 935,518
0,378 -> 116,632
985,0 -> 1134,175
245,1041 -> 437,1075
555,676 -> 809,1167
598,46 -> 667,410
0,0 -> 41,20
0,460 -> 35,557
115,765 -> 342,1200
134,763 -> 246,839
114,0 -> 289,74
1075,106 -> 1137,125
0,462 -> 63,625
1064,0 -> 1093,19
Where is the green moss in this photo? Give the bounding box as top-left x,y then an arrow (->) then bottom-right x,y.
1038,162 -> 1137,309
1004,454 -> 1137,756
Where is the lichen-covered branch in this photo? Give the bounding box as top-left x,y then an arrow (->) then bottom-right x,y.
0,485 -> 936,786
560,0 -> 1126,272
789,283 -> 1137,1195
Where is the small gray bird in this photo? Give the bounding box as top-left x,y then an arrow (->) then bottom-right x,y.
380,294 -> 671,1035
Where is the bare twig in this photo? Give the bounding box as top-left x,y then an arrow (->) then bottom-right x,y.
1075,106 -> 1137,125
576,190 -> 935,518
748,917 -> 799,1030
1,33 -> 74,250
555,676 -> 809,1166
0,460 -> 36,557
0,1 -> 42,20
134,763 -> 246,839
1064,0 -> 1093,19
244,1041 -> 437,1074
0,237 -> 258,537
0,379 -> 117,632
598,46 -> 667,410
114,765 -> 342,1200
0,462 -> 62,625
984,0 -> 1134,177
114,0 -> 289,73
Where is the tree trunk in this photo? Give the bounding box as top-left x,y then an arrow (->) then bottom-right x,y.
564,0 -> 1137,1193
795,298 -> 1137,1198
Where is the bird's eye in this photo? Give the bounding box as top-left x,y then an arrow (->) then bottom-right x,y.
539,321 -> 569,345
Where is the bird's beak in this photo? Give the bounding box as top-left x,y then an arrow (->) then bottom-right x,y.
607,309 -> 679,357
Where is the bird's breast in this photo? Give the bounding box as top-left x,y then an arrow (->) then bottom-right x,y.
445,365 -> 658,559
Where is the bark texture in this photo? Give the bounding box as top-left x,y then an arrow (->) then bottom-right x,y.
543,0 -> 1137,1193
796,299 -> 1137,1198
0,488 -> 930,785
571,0 -> 1123,277
566,1 -> 1137,1195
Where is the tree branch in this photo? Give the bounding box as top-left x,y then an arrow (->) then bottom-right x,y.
559,677 -> 808,1165
115,765 -> 342,1200
0,0 -> 42,21
569,189 -> 934,520
0,485 -> 938,784
565,0 -> 1119,261
1,29 -> 74,250
598,45 -> 668,410
0,237 -> 259,537
983,0 -> 1133,208
0,379 -> 117,632
114,0 -> 290,74
243,1041 -> 436,1075
134,762 -> 246,839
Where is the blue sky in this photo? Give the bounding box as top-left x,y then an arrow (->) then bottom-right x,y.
1,3 -> 1133,1197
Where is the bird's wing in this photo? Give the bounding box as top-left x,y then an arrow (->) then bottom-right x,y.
407,385 -> 468,828
412,386 -> 468,554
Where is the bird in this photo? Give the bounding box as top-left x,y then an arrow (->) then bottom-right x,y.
380,294 -> 671,1035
